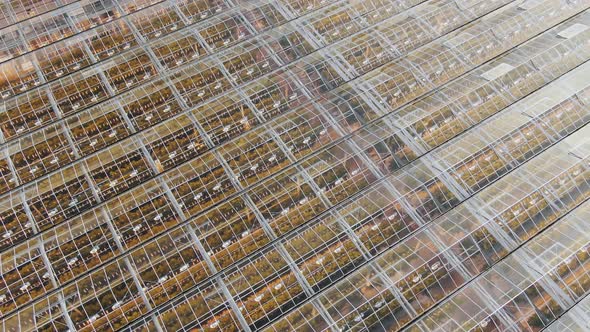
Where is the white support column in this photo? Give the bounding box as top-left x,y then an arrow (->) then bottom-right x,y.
518,249 -> 575,309
290,19 -> 325,49
270,1 -> 297,21
2,145 -> 20,187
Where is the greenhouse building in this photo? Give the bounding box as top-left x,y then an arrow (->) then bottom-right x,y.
0,0 -> 589,331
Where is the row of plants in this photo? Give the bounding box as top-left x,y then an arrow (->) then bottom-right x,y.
163,153 -> 237,219
0,60 -> 40,99
0,27 -> 26,61
143,115 -> 207,172
129,2 -> 185,41
152,281 -> 239,332
108,185 -> 178,248
121,81 -> 181,130
0,293 -> 73,332
471,229 -> 590,331
2,0 -> 127,64
61,259 -> 148,331
188,247 -> 308,330
41,41 -> 90,82
192,91 -> 258,146
27,173 -> 98,231
0,196 -> 33,251
454,93 -> 590,195
9,125 -> 75,183
500,165 -> 590,244
194,197 -> 270,271
0,252 -> 53,316
8,0 -> 68,24
130,227 -> 211,303
221,45 -> 278,85
241,3 -> 288,33
176,0 -> 229,24
0,89 -> 56,139
548,244 -> 590,304
151,34 -> 206,70
262,301 -> 330,331
104,51 -> 156,93
47,213 -> 121,284
246,71 -> 309,120
84,20 -> 137,60
358,120 -> 418,172
199,3 -> 287,51
0,158 -> 15,193
220,129 -> 289,186
0,165 -> 96,251
276,104 -> 339,160
67,103 -> 132,156
23,12 -> 75,52
172,63 -> 231,107
89,150 -> 154,200
50,73 -> 109,116
312,0 -> 401,44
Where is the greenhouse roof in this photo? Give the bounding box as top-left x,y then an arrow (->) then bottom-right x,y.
0,0 -> 589,331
